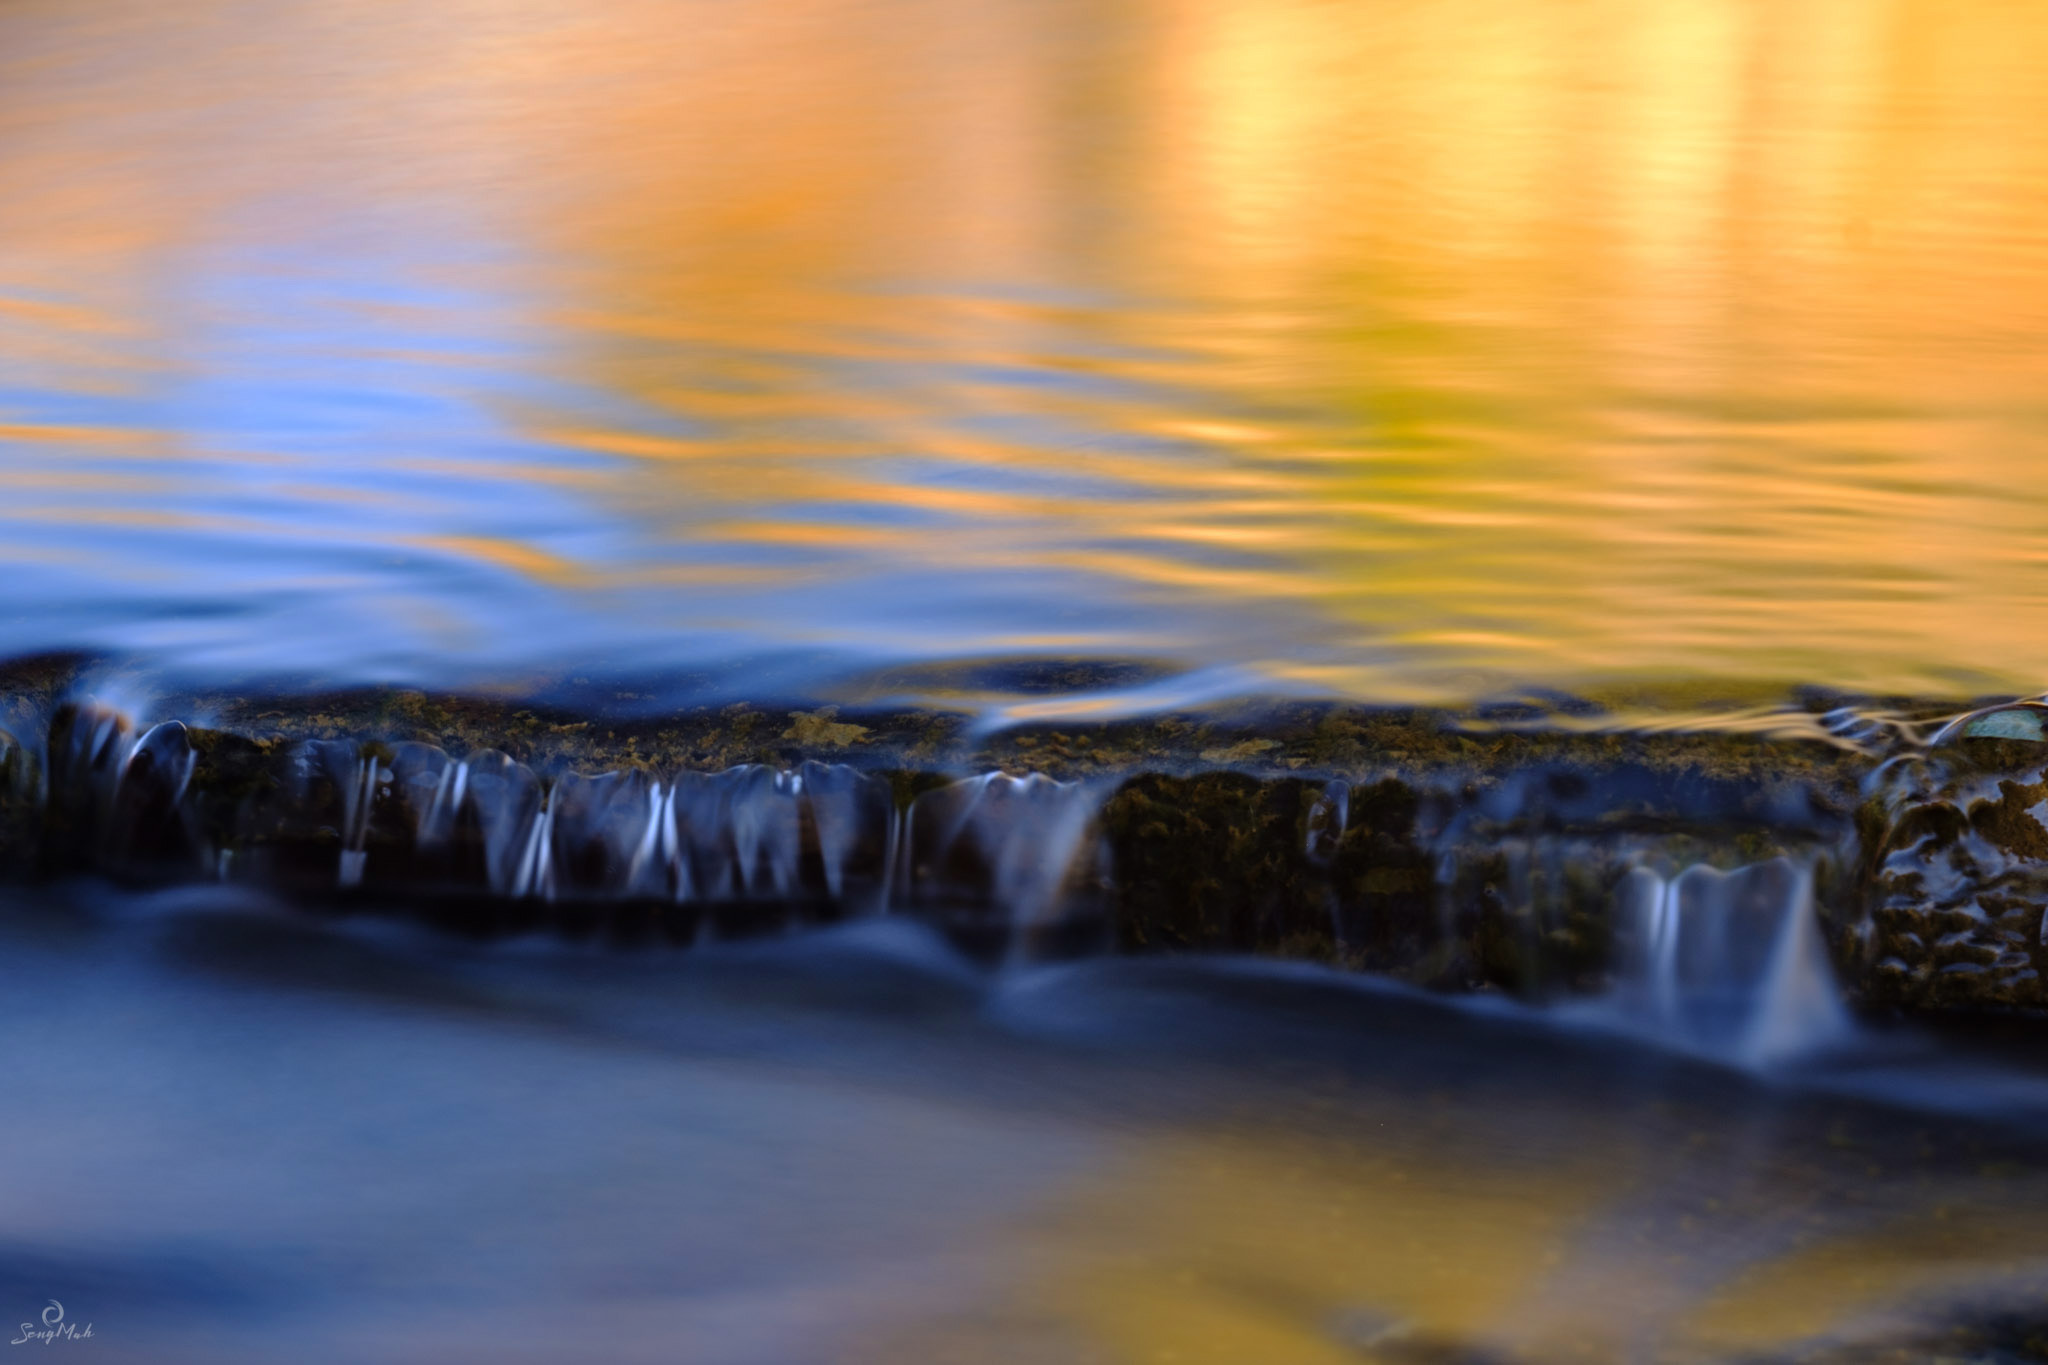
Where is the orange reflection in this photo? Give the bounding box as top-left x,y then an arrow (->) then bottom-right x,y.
5,0 -> 2048,702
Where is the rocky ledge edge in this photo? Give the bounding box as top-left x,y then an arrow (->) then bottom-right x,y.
5,668 -> 2048,1018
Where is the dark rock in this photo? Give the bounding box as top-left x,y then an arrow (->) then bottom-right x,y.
1859,735 -> 2048,1010
1097,771 -> 1333,957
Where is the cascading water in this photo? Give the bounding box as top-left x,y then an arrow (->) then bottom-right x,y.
1612,859 -> 1852,1066
370,747 -> 901,922
7,700 -> 1874,1052
899,771 -> 1108,962
670,765 -> 804,902
289,740 -> 378,887
547,768 -> 671,900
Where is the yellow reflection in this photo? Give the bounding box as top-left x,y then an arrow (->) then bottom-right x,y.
405,535 -> 588,587
846,1120 -> 2048,1365
0,424 -> 151,450
1033,1133 -> 1604,1362
7,0 -> 2048,700
1684,1206 -> 2048,1352
512,0 -> 2048,698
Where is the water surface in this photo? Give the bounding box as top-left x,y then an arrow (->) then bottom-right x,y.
6,888 -> 2048,1363
6,0 -> 2048,710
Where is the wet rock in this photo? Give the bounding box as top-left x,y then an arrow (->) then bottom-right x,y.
1327,777 -> 1442,977
106,721 -> 202,872
37,705 -> 210,879
1098,772 -> 1349,962
1859,733 -> 2048,1010
15,664 -> 2048,1018
0,723 -> 40,873
1938,701 -> 2048,745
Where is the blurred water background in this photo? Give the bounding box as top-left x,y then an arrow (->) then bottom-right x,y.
5,0 -> 2048,712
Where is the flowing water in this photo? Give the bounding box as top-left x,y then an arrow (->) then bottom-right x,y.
1611,861 -> 1853,1068
6,887 -> 2048,1365
8,1 -> 2048,1359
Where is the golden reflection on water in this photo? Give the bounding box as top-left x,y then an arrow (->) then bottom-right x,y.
852,1119 -> 2048,1364
4,0 -> 2048,700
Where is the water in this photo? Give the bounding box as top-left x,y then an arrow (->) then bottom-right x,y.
0,695 -> 1896,1070
6,0 -> 2048,711
1611,861 -> 1852,1067
10,3 -> 2048,1357
4,886 -> 2048,1364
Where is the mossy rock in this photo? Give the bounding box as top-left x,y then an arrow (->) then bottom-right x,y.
1098,772 -> 1335,955
17,665 -> 2048,1017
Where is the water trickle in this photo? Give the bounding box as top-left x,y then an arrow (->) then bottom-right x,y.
386,743 -> 450,837
670,766 -> 803,903
44,705 -> 201,871
238,741 -> 905,925
903,772 -> 1105,961
108,720 -> 199,869
1304,779 -> 1348,865
288,740 -> 380,886
549,769 -> 666,899
1613,859 -> 1852,1066
416,754 -> 466,849
407,748 -> 547,895
120,722 -> 197,804
462,752 -> 545,896
796,761 -> 895,913
57,704 -> 137,805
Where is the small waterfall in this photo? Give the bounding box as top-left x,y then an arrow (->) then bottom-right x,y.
290,740 -> 379,887
1304,779 -> 1351,948
801,760 -> 891,905
405,747 -> 547,896
457,752 -> 544,896
1612,859 -> 1852,1066
0,702 -> 1874,1036
900,772 -> 1105,961
1304,780 -> 1348,865
56,704 -> 139,813
258,743 -> 903,931
678,766 -> 803,901
547,769 -> 668,899
43,705 -> 201,870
